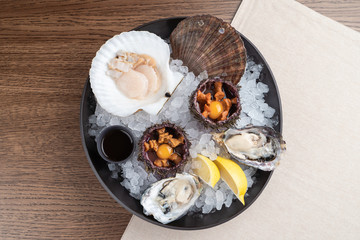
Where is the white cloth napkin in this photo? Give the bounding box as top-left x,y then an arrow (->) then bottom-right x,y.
122,0 -> 360,239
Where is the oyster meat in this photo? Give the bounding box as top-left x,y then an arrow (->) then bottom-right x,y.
140,173 -> 202,224
213,126 -> 286,171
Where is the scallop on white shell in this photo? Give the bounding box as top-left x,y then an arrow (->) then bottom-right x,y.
90,31 -> 184,117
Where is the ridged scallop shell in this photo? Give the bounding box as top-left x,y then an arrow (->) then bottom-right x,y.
170,15 -> 246,85
90,31 -> 183,117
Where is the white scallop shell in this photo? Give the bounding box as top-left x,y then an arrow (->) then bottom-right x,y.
90,31 -> 183,117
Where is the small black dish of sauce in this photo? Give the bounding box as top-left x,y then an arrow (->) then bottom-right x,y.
96,125 -> 135,163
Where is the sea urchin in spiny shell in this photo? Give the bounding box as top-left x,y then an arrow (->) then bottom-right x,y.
139,122 -> 190,178
190,78 -> 241,128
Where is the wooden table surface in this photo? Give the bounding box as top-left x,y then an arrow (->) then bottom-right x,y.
0,0 -> 359,239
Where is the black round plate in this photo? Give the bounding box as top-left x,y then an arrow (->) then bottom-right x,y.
80,17 -> 282,230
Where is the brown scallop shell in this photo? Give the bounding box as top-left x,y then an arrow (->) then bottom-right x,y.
170,15 -> 247,85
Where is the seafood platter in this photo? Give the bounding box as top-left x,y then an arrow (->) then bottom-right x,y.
80,16 -> 286,229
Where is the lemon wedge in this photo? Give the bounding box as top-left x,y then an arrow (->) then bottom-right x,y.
192,154 -> 221,188
213,156 -> 248,205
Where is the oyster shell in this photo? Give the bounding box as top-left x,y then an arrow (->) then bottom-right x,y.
170,15 -> 246,85
140,173 -> 202,224
213,126 -> 286,171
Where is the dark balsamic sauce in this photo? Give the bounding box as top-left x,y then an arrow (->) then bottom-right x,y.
101,129 -> 134,161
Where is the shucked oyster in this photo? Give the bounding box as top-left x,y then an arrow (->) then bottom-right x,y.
140,173 -> 202,224
213,126 -> 286,171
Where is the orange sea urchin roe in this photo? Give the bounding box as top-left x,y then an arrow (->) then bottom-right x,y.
156,144 -> 173,159
208,101 -> 224,119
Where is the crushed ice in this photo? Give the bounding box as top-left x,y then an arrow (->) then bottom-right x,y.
88,57 -> 277,213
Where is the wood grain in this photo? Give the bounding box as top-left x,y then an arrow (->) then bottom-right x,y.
0,0 -> 358,239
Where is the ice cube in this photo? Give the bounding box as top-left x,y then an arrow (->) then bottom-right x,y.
197,71 -> 208,81
202,204 -> 213,214
264,107 -> 276,118
111,172 -> 118,179
108,163 -> 117,171
171,97 -> 183,108
89,114 -> 97,124
195,199 -> 204,208
224,194 -> 234,208
215,190 -> 225,210
257,82 -> 269,93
